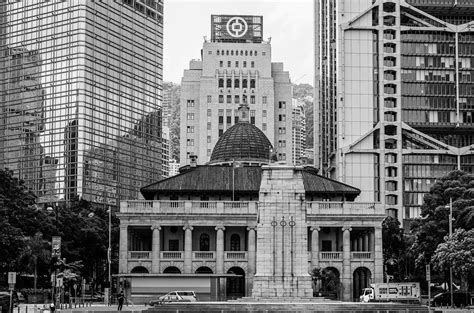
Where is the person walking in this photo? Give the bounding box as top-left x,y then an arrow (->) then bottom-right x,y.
117,291 -> 125,311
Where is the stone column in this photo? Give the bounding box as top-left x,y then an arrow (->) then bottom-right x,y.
370,230 -> 375,252
215,225 -> 226,274
119,224 -> 128,273
247,226 -> 256,276
151,225 -> 161,273
363,233 -> 369,251
183,224 -> 193,274
310,227 -> 320,269
247,226 -> 256,296
358,237 -> 363,251
374,226 -> 384,283
342,226 -> 352,301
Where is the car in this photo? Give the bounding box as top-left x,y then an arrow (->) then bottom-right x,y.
431,292 -> 472,308
149,291 -> 197,305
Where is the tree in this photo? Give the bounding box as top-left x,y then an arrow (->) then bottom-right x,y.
410,170 -> 474,269
382,216 -> 405,280
18,232 -> 51,293
431,228 -> 474,291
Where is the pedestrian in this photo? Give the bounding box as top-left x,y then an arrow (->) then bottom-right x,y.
117,291 -> 124,311
50,303 -> 55,313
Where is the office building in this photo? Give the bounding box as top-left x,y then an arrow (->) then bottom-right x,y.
180,15 -> 293,166
118,105 -> 384,302
315,0 -> 474,223
0,0 -> 165,205
291,99 -> 306,165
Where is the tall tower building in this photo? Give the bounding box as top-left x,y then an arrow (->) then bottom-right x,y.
291,99 -> 306,165
0,0 -> 165,206
315,0 -> 474,224
180,15 -> 293,166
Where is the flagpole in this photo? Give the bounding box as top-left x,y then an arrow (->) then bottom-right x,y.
232,159 -> 235,201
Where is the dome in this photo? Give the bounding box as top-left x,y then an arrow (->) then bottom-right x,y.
209,122 -> 273,164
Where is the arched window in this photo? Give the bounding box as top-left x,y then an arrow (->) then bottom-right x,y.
230,234 -> 240,251
200,233 -> 210,251
218,78 -> 224,88
242,79 -> 248,88
250,79 -> 256,88
226,79 -> 232,88
234,79 -> 240,88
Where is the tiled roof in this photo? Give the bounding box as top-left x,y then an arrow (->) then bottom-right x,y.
141,165 -> 360,200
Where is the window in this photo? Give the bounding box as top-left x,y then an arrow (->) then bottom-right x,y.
279,114 -> 286,121
242,79 -> 248,88
278,127 -> 286,134
186,139 -> 194,146
262,96 -> 267,104
235,61 -> 239,67
187,113 -> 195,120
235,95 -> 240,103
279,101 -> 286,109
250,79 -> 256,88
207,109 -> 212,116
278,140 -> 286,147
187,126 -> 194,133
208,50 -> 212,54
226,79 -> 232,88
384,43 -> 396,53
384,84 -> 397,94
250,95 -> 255,104
219,95 -> 224,103
218,78 -> 224,88
230,234 -> 240,251
207,149 -> 212,156
219,129 -> 224,137
385,181 -> 398,191
227,61 -> 231,67
262,123 -> 267,130
219,116 -> 224,124
226,95 -> 232,104
235,116 -> 239,123
207,122 -> 211,130
200,233 -> 210,251
262,110 -> 267,117
243,61 -> 247,67
227,116 -> 231,124
386,195 -> 398,205
250,110 -> 255,124
251,61 -> 255,68
234,79 -> 240,88
187,100 -> 195,107
384,56 -> 396,67
207,136 -> 211,143
169,240 -> 179,251
219,61 -> 223,67
207,95 -> 212,103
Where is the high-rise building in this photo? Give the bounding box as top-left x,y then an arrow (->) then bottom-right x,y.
315,0 -> 474,224
291,99 -> 306,165
0,0 -> 165,206
180,15 -> 293,166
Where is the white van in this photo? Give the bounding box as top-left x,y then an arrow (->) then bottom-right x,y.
150,291 -> 197,305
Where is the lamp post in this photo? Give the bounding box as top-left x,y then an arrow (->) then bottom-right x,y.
107,206 -> 112,305
448,198 -> 453,309
47,204 -> 59,307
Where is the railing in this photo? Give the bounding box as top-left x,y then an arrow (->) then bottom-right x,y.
307,202 -> 383,215
351,252 -> 373,259
160,251 -> 183,260
121,201 -> 258,215
193,251 -> 215,260
128,251 -> 151,259
319,252 -> 342,260
225,251 -> 248,260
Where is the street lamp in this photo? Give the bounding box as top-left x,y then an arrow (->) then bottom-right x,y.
107,207 -> 112,306
445,198 -> 454,309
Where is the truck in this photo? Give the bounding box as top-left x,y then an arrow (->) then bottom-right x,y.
360,282 -> 421,304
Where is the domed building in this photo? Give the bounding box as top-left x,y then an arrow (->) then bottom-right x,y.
117,105 -> 385,303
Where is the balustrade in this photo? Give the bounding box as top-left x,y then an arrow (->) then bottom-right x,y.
128,251 -> 151,259
319,252 -> 342,260
160,251 -> 183,260
351,252 -> 373,259
193,251 -> 215,260
224,251 -> 247,260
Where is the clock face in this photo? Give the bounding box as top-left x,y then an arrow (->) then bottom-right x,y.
226,17 -> 248,38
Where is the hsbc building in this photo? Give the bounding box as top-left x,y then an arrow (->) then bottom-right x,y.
180,15 -> 293,166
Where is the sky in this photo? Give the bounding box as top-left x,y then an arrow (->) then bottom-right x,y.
163,0 -> 314,86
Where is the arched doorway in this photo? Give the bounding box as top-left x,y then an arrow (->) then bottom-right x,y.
195,266 -> 213,274
163,266 -> 181,274
130,266 -> 149,274
353,267 -> 372,300
319,267 -> 341,300
226,267 -> 245,300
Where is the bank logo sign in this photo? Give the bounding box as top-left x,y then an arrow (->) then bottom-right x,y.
226,17 -> 248,38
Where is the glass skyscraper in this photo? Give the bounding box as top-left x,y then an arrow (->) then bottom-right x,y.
315,0 -> 474,225
0,0 -> 166,206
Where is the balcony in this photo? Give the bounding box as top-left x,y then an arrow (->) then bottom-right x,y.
193,251 -> 215,260
307,202 -> 383,216
121,201 -> 258,215
160,251 -> 183,260
351,252 -> 373,260
128,251 -> 151,259
225,251 -> 248,261
320,252 -> 342,260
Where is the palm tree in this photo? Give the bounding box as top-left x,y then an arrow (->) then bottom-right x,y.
19,232 -> 51,293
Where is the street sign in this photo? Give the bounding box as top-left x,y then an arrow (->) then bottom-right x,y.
426,264 -> 431,281
8,272 -> 16,284
73,284 -> 77,290
56,277 -> 63,287
52,236 -> 61,257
